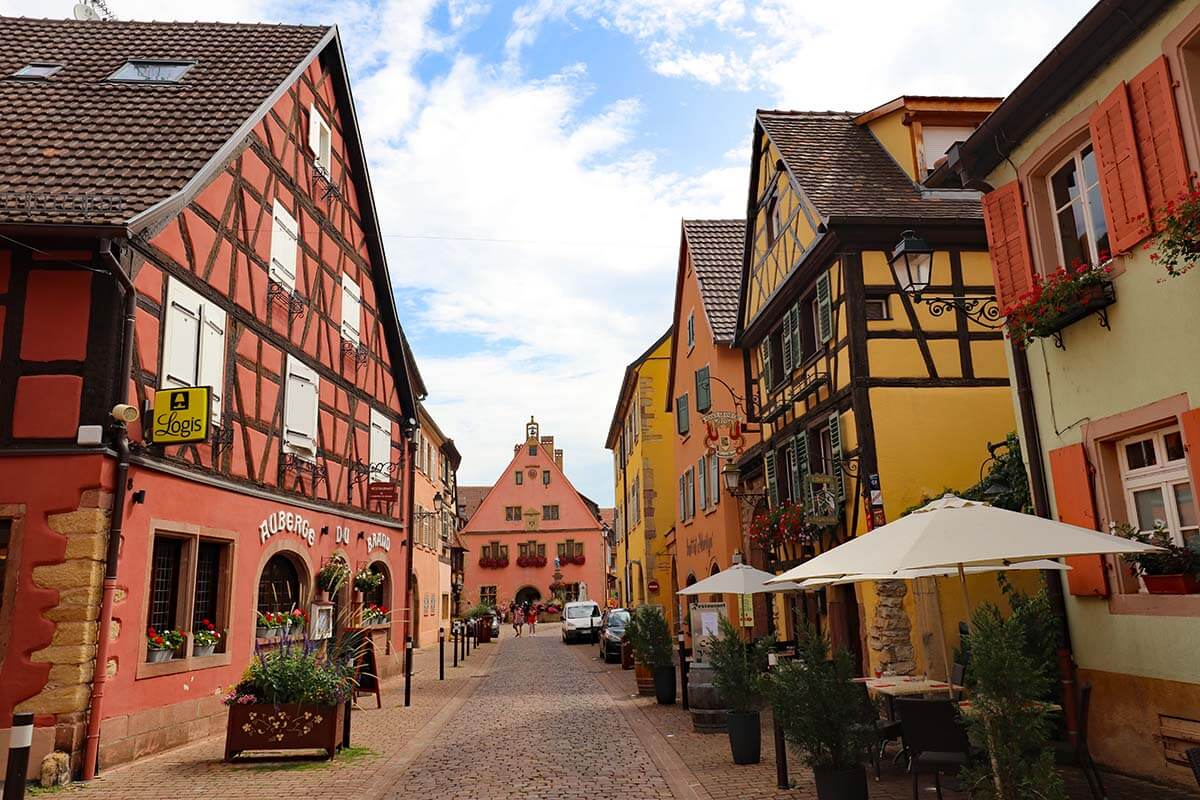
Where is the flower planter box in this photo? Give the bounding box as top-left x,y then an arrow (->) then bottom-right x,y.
194,643 -> 216,658
224,702 -> 344,761
147,649 -> 175,663
1029,281 -> 1115,348
1143,574 -> 1200,595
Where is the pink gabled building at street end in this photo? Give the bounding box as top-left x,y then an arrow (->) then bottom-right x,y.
460,418 -> 606,611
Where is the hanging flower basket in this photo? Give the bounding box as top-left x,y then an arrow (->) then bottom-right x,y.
747,501 -> 816,552
1002,262 -> 1114,348
1147,189 -> 1200,277
352,567 -> 384,593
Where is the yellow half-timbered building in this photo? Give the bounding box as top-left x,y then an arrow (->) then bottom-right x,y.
733,97 -> 1036,677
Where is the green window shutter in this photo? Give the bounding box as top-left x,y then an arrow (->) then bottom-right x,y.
792,433 -> 810,510
781,316 -> 794,374
764,451 -> 779,507
791,303 -> 805,364
695,367 -> 711,412
816,271 -> 833,344
677,393 -> 690,435
678,475 -> 686,519
760,340 -> 773,388
828,411 -> 844,500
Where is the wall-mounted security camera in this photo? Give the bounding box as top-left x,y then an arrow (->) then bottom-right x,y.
110,403 -> 139,423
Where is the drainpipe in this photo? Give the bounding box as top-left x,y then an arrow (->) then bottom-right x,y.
403,433 -> 418,653
82,240 -> 136,780
1012,343 -> 1078,742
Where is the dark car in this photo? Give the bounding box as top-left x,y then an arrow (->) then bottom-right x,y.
597,608 -> 631,663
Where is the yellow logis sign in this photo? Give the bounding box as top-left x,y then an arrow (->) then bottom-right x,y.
151,386 -> 211,443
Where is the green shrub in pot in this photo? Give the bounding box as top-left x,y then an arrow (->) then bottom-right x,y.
707,616 -> 772,764
627,605 -> 675,703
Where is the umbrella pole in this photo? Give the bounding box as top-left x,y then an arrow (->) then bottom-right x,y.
957,563 -> 973,632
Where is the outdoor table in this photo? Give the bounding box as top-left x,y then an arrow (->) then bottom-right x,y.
857,676 -> 963,719
957,699 -> 1061,718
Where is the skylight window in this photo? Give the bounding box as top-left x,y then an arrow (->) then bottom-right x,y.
109,60 -> 193,83
11,63 -> 63,79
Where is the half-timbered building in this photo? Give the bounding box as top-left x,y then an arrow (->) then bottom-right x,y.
0,17 -> 420,778
732,97 -> 1036,676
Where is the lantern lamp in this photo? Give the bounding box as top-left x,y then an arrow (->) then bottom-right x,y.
889,230 -> 934,297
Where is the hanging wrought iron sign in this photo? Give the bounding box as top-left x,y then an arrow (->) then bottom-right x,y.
702,410 -> 746,459
805,474 -> 840,526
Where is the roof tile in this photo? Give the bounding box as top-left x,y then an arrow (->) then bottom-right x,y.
682,219 -> 743,343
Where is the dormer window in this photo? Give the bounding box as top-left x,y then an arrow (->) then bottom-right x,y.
308,105 -> 332,175
109,60 -> 193,83
11,63 -> 62,80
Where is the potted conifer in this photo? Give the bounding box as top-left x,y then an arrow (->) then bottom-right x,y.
627,605 -> 675,704
707,616 -> 772,764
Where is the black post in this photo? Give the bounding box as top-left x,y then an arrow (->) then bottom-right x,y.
453,625 -> 459,667
771,654 -> 788,789
438,628 -> 445,681
678,634 -> 690,712
404,636 -> 413,708
4,712 -> 33,800
341,698 -> 352,749
465,622 -> 471,657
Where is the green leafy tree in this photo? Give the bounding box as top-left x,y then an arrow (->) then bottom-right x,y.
765,622 -> 873,770
706,616 -> 772,712
960,603 -> 1065,800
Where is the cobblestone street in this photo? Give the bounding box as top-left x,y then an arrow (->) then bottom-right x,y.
34,627 -> 1200,800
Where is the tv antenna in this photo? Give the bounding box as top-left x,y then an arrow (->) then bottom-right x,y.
73,0 -> 114,20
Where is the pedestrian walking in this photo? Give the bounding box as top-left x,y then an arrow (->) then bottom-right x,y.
513,605 -> 525,637
527,604 -> 538,635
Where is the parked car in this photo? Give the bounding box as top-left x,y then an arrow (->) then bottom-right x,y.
560,600 -> 602,644
598,608 -> 631,662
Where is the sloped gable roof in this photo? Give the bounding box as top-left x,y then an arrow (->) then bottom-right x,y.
457,485 -> 490,525
682,219 -> 743,344
757,110 -> 981,222
0,16 -> 330,227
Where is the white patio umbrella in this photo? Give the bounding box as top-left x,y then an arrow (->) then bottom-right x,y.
795,558 -> 1071,589
677,563 -> 780,596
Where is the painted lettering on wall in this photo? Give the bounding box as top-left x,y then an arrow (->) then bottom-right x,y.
259,510 -> 316,546
335,526 -> 352,545
686,533 -> 713,558
366,531 -> 391,552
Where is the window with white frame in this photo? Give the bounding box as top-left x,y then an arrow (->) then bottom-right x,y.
340,274 -> 361,344
269,202 -> 299,289
1118,427 -> 1197,548
308,104 -> 333,176
686,311 -> 695,350
283,356 -> 319,461
162,278 -> 226,424
1047,144 -> 1111,267
369,407 -> 391,481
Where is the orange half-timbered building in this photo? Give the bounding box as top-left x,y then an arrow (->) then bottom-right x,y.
0,17 -> 420,778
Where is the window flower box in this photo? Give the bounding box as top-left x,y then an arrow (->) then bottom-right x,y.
1142,574 -> 1200,595
1003,264 -> 1114,350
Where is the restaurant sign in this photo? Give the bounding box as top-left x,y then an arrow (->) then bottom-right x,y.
259,510 -> 317,546
365,531 -> 391,552
151,386 -> 211,444
702,411 -> 746,459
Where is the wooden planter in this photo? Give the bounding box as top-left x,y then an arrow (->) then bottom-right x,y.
224,702 -> 344,761
634,662 -> 655,696
1143,574 -> 1200,594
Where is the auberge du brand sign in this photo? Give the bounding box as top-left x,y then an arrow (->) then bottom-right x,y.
151,386 -> 211,444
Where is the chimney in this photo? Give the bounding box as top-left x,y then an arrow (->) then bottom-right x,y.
554,449 -> 563,470
541,435 -> 554,452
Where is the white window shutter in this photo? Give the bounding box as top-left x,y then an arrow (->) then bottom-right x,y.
369,407 -> 391,481
341,274 -> 361,344
308,104 -> 321,155
198,301 -> 226,423
162,278 -> 203,389
269,203 -> 299,289
284,356 -> 319,459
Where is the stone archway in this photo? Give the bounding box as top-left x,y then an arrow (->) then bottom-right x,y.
515,585 -> 541,608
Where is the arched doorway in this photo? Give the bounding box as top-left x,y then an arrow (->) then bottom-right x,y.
515,585 -> 541,608
258,552 -> 304,615
707,561 -> 721,603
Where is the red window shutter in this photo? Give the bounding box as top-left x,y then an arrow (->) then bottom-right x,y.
1179,408 -> 1200,501
1128,55 -> 1192,229
1047,443 -> 1109,597
981,180 -> 1035,311
1089,83 -> 1152,253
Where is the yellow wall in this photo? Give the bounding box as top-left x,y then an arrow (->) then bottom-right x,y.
865,110 -> 917,179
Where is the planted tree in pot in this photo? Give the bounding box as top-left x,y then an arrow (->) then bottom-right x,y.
627,605 -> 675,704
707,616 -> 772,764
766,623 -> 873,800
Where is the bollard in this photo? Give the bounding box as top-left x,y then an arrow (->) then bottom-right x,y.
404,636 -> 413,708
678,634 -> 690,712
453,625 -> 459,668
4,712 -> 34,800
438,628 -> 445,681
769,652 -> 788,789
465,622 -> 471,657
341,697 -> 352,749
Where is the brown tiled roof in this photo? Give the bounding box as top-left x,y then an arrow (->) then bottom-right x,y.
0,16 -> 329,226
757,111 -> 981,221
598,507 -> 614,529
682,219 -> 743,344
457,486 -> 490,526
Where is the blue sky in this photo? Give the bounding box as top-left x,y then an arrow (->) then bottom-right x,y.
4,0 -> 1096,503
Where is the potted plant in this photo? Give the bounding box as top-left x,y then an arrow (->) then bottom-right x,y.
766,623 -> 873,800
353,566 -> 384,595
193,619 -> 222,657
707,616 -> 772,764
256,611 -> 286,639
747,500 -> 817,552
1002,261 -> 1114,348
627,605 -> 675,703
316,555 -> 349,601
146,626 -> 185,662
223,631 -> 364,761
1113,520 -> 1200,594
362,603 -> 389,625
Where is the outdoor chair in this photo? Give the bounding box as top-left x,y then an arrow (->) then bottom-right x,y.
1074,682 -> 1108,800
950,663 -> 966,702
895,698 -> 971,800
1186,747 -> 1200,787
854,682 -> 902,780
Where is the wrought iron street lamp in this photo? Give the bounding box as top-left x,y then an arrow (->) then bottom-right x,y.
888,229 -> 1003,329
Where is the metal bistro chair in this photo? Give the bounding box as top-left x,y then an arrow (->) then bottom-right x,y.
855,682 -> 902,780
896,698 -> 971,800
1076,683 -> 1108,800
950,663 -> 966,702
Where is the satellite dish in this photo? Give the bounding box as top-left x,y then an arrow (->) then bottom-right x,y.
73,3 -> 101,20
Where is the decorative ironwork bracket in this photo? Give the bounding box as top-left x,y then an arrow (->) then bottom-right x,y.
312,164 -> 342,202
348,459 -> 402,488
267,280 -> 308,319
342,339 -> 369,367
1051,304 -> 1112,351
210,424 -> 235,456
913,293 -> 1003,329
282,452 -> 328,486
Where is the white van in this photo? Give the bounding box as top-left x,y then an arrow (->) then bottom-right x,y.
560,600 -> 602,644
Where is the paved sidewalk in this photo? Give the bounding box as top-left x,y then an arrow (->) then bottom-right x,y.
51,634 -> 499,800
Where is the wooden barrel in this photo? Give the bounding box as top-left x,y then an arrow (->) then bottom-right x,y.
634,662 -> 655,696
686,661 -> 727,732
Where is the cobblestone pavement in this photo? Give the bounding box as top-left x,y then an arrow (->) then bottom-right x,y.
380,626 -> 676,800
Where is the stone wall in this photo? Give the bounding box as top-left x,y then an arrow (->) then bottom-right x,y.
866,579 -> 916,675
